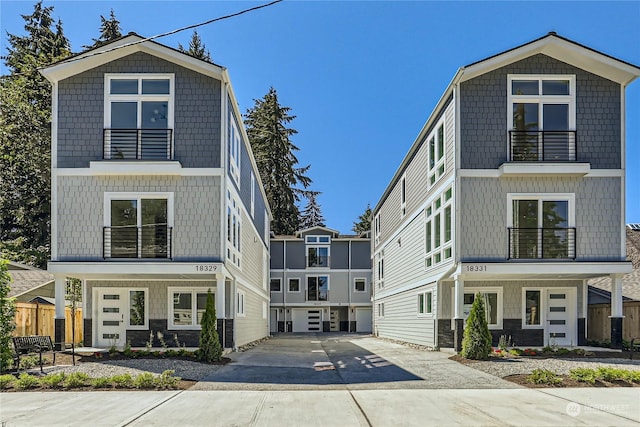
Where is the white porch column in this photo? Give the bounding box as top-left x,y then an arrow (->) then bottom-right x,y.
216,275 -> 226,318
54,276 -> 66,319
611,273 -> 624,317
454,277 -> 464,319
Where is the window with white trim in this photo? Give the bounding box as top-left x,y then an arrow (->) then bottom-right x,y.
523,288 -> 542,327
227,191 -> 242,267
427,121 -> 446,187
104,193 -> 173,259
456,288 -> 503,329
250,172 -> 255,218
104,74 -> 174,160
288,278 -> 300,292
354,278 -> 366,293
376,252 -> 384,289
378,302 -> 385,317
374,213 -> 381,246
237,291 -> 245,317
425,187 -> 452,269
417,291 -> 433,316
168,288 -> 213,329
306,236 -> 330,267
306,276 -> 329,301
228,106 -> 241,184
270,278 -> 282,292
127,288 -> 148,329
400,175 -> 407,217
508,75 -> 576,161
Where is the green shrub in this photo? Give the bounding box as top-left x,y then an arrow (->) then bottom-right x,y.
569,368 -> 598,384
155,370 -> 180,389
0,373 -> 15,389
133,372 -> 156,389
92,377 -> 112,388
40,372 -> 66,388
0,261 -> 17,373
509,348 -> 523,356
198,290 -> 222,362
528,369 -> 562,385
542,346 -> 554,354
111,373 -> 133,388
19,355 -> 40,369
63,372 -> 90,388
596,367 -> 627,382
556,348 -> 570,355
14,373 -> 40,390
460,293 -> 492,360
624,370 -> 640,383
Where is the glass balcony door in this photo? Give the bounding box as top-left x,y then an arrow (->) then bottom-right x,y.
512,199 -> 570,259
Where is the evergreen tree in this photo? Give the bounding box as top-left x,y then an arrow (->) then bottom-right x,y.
245,87 -> 312,235
86,9 -> 122,48
178,30 -> 211,62
300,192 -> 325,229
0,260 -> 17,373
198,290 -> 222,362
352,204 -> 372,234
460,293 -> 493,360
0,1 -> 70,268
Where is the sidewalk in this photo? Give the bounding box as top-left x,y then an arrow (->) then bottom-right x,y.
1,388 -> 639,426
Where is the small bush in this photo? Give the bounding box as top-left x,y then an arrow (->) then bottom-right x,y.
0,373 -> 15,389
92,377 -> 112,388
111,373 -> 133,388
556,348 -> 570,355
528,369 -> 562,385
596,367 -> 628,382
19,355 -> 40,369
63,372 -> 90,388
569,368 -> 598,384
133,372 -> 156,389
14,373 -> 40,390
155,370 -> 180,389
40,372 -> 66,388
460,293 -> 492,360
624,370 -> 640,383
509,348 -> 523,356
542,346 -> 554,354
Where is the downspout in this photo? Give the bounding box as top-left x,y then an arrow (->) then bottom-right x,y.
283,239 -> 287,331
348,239 -> 352,331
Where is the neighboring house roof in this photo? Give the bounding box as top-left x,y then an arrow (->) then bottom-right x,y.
588,229 -> 640,303
273,226 -> 370,240
295,226 -> 340,238
5,261 -> 54,299
28,296 -> 55,305
372,32 -> 640,215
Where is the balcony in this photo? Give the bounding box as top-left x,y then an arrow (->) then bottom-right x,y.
103,129 -> 173,160
307,256 -> 330,268
103,225 -> 172,259
508,227 -> 576,260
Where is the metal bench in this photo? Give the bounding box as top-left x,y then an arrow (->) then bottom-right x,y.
12,336 -> 56,373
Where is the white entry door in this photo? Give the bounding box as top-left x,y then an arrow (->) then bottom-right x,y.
545,288 -> 576,347
356,308 -> 372,333
96,289 -> 128,347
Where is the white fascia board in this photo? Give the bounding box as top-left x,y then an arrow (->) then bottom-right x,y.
55,165 -> 223,176
455,261 -> 633,280
458,168 -> 623,178
40,35 -> 225,83
460,36 -> 640,85
47,261 -> 224,279
498,163 -> 591,177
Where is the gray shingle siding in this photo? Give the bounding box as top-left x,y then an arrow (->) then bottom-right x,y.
460,54 -> 621,169
57,52 -> 221,168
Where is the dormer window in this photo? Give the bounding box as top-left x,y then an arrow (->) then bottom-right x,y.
104,74 -> 174,160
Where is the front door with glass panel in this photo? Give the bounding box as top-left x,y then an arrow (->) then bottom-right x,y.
545,288 -> 575,347
96,289 -> 127,347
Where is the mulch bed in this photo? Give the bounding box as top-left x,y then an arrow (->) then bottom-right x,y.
54,351 -> 232,365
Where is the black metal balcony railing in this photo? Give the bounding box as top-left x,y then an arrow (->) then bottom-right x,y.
509,130 -> 577,162
508,227 -> 576,260
103,225 -> 172,259
103,129 -> 173,160
307,256 -> 330,268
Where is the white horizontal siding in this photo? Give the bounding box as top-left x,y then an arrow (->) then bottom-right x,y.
234,284 -> 268,346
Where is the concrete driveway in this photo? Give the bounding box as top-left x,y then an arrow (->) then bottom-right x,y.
192,333 -> 517,390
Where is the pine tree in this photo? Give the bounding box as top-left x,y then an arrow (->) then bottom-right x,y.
352,204 -> 372,234
198,290 -> 222,362
86,9 -> 122,48
0,260 -> 17,373
300,192 -> 325,229
178,30 -> 211,62
245,87 -> 312,235
460,292 -> 493,360
0,1 -> 70,268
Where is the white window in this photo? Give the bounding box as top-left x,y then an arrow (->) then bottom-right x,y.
237,291 -> 245,317
508,193 -> 575,259
427,120 -> 446,187
400,175 -> 407,217
306,236 -> 330,268
306,276 -> 329,301
457,287 -> 503,329
354,278 -> 366,293
288,278 -> 301,292
374,213 -> 381,245
270,278 -> 282,292
127,288 -> 148,329
104,74 -> 174,160
417,291 -> 433,316
168,287 -> 213,329
306,235 -> 330,243
228,107 -> 241,184
104,192 -> 173,259
377,253 -> 384,289
523,288 -> 542,328
425,187 -> 452,269
507,75 -> 576,161
227,191 -> 242,267
250,172 -> 255,218
378,302 -> 385,317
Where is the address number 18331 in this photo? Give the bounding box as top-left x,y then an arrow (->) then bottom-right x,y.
464,265 -> 487,272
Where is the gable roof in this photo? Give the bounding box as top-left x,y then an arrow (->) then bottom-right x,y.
295,226 -> 340,238
372,33 -> 640,216
5,261 -> 54,299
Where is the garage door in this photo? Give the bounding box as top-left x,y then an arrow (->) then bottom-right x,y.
355,308 -> 372,333
292,309 -> 323,332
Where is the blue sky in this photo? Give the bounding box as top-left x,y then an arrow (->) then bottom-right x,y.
2,1 -> 639,233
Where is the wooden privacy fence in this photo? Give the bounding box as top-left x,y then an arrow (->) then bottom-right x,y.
588,301 -> 640,342
14,302 -> 83,345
